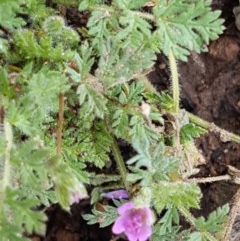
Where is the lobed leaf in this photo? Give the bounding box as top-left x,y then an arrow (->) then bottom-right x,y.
152,182 -> 201,212
77,84 -> 107,118
153,0 -> 225,60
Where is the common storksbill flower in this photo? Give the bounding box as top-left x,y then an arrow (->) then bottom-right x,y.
101,189 -> 129,199
112,202 -> 152,241
69,181 -> 88,205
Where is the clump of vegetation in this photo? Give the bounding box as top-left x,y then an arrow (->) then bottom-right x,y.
1,0 -> 239,240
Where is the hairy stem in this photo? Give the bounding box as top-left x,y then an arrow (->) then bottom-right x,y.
188,175 -> 231,183
56,93 -> 64,156
0,118 -> 12,223
168,49 -> 181,155
111,138 -> 130,192
3,119 -> 12,190
138,73 -> 240,145
222,188 -> 240,241
2,118 -> 13,192
188,112 -> 240,143
168,49 -> 179,115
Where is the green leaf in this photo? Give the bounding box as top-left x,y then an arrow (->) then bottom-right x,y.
82,204 -> 118,227
6,100 -> 33,135
75,120 -> 112,168
90,187 -> 102,204
24,0 -> 54,25
21,186 -> 56,206
159,207 -> 180,233
0,36 -> 9,55
152,182 -> 201,212
0,219 -> 27,241
127,140 -> 178,185
119,82 -> 144,105
12,20 -> 78,62
42,15 -> 65,35
152,148 -> 179,181
127,137 -> 151,168
87,10 -> 118,46
79,0 -> 90,11
89,174 -> 121,186
115,10 -> 151,47
144,92 -> 174,111
55,183 -> 70,209
77,84 -> 107,118
113,0 -> 148,10
0,0 -> 25,29
79,0 -> 104,11
195,204 -> 229,234
127,166 -> 152,187
67,44 -> 94,82
153,0 -> 225,60
129,115 -> 159,143
187,232 -> 204,241
5,188 -> 46,235
152,223 -> 187,241
112,108 -> 130,138
0,67 -> 15,98
180,123 -> 205,143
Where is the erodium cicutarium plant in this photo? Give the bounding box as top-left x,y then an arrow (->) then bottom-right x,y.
1,0 -> 240,241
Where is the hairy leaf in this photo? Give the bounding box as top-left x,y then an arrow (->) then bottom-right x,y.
0,0 -> 25,29
152,182 -> 201,212
180,123 -> 205,143
153,0 -> 225,60
83,204 -> 118,227
113,0 -> 148,10
77,84 -> 107,118
195,204 -> 229,234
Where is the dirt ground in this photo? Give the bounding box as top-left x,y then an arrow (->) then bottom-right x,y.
31,0 -> 240,240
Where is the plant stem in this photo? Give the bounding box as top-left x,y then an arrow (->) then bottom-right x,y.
0,118 -> 12,225
138,71 -> 240,145
188,175 -> 231,183
188,112 -> 240,143
56,93 -> 64,156
2,118 -> 12,192
168,49 -> 179,115
0,118 -> 13,216
134,11 -> 155,22
111,138 -> 130,192
179,206 -> 218,241
168,49 -> 182,155
52,0 -> 78,7
221,188 -> 240,241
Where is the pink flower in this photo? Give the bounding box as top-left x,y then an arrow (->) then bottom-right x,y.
101,189 -> 129,199
69,191 -> 85,205
112,202 -> 152,241
68,182 -> 88,205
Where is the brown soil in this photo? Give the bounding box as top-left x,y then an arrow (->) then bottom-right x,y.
32,0 -> 240,240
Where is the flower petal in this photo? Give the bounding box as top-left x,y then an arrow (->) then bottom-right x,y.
69,191 -> 83,205
117,202 -> 135,215
142,207 -> 153,225
138,225 -> 152,241
112,216 -> 126,234
125,232 -> 138,241
112,202 -> 152,241
101,189 -> 129,199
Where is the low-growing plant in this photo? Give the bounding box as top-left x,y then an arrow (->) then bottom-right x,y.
0,0 -> 239,241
